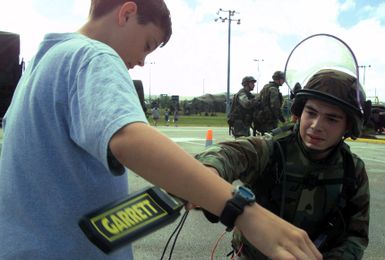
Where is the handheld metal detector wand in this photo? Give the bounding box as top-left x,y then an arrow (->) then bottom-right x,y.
79,186 -> 184,254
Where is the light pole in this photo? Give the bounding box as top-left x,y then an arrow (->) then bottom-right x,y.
147,61 -> 155,102
358,64 -> 378,103
215,8 -> 240,115
253,58 -> 264,92
202,79 -> 205,95
358,64 -> 371,86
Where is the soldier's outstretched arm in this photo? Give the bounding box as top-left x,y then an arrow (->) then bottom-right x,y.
109,122 -> 321,259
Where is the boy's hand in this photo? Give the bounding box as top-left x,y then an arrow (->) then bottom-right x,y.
237,204 -> 322,260
184,202 -> 198,211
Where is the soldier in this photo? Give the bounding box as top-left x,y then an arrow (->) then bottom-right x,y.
289,82 -> 302,122
253,71 -> 286,134
228,76 -> 260,137
196,69 -> 370,259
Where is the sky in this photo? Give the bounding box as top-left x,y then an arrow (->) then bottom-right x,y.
1,0 -> 384,102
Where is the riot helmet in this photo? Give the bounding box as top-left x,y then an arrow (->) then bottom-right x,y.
241,76 -> 257,87
285,33 -> 371,139
291,69 -> 369,139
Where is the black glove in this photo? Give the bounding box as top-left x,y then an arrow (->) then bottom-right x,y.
279,115 -> 286,123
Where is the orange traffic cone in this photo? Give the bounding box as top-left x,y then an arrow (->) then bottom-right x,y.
205,129 -> 213,147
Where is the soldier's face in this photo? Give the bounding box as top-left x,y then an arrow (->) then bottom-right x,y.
299,99 -> 348,157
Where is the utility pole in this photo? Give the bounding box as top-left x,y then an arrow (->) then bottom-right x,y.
215,8 -> 240,115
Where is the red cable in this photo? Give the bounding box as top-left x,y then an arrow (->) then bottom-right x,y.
211,230 -> 227,260
231,243 -> 243,260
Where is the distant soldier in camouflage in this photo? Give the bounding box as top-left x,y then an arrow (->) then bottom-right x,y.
253,71 -> 286,134
196,69 -> 370,259
228,76 -> 260,137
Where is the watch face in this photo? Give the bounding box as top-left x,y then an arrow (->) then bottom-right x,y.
237,186 -> 256,202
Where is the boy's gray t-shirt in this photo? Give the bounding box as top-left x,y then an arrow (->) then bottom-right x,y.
0,33 -> 147,259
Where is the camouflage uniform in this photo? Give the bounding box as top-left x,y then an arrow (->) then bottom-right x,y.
195,127 -> 369,259
229,88 -> 259,138
253,81 -> 284,133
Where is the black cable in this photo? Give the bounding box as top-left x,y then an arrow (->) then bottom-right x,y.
168,210 -> 189,260
160,210 -> 189,260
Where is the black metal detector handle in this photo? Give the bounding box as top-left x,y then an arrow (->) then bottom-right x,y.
79,186 -> 184,254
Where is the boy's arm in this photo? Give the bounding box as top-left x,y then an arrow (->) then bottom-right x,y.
109,122 -> 321,259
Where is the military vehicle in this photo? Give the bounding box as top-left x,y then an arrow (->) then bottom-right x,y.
183,93 -> 227,115
368,104 -> 385,134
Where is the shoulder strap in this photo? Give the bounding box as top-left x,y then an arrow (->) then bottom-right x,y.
253,126 -> 294,217
338,144 -> 357,209
313,144 -> 358,250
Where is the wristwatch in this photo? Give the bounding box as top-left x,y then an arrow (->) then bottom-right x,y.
220,185 -> 256,231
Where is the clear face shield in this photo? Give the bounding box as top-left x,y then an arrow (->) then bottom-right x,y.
284,33 -> 365,115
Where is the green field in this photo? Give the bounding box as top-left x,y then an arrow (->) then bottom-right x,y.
149,113 -> 228,127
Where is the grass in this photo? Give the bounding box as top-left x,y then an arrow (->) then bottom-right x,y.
148,113 -> 228,127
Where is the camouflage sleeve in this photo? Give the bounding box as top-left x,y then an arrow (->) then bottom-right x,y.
238,91 -> 259,110
323,156 -> 370,259
195,136 -> 272,184
268,88 -> 283,119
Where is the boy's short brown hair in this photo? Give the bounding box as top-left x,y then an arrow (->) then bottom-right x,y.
89,0 -> 172,46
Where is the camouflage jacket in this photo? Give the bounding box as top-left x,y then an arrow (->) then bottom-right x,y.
254,82 -> 283,124
195,129 -> 369,259
229,88 -> 259,125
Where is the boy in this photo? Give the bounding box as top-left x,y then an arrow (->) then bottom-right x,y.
0,1 -> 320,259
196,69 -> 370,259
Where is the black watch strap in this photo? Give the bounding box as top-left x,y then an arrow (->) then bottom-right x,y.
220,200 -> 243,231
219,186 -> 255,231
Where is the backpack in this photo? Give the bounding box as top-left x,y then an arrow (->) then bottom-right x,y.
228,92 -> 261,126
253,84 -> 282,125
227,94 -> 238,127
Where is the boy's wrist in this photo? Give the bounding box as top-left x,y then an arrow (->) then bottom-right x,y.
220,185 -> 256,231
